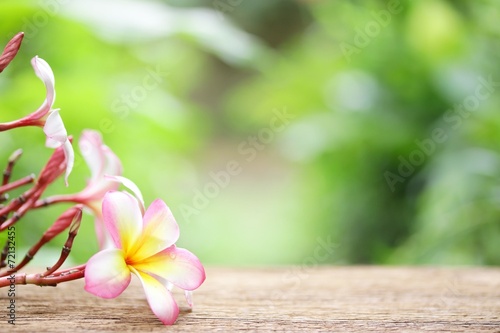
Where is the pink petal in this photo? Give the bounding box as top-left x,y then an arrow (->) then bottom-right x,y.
93,215 -> 114,250
102,191 -> 142,253
0,56 -> 55,130
62,139 -> 74,186
133,245 -> 206,291
129,199 -> 179,261
129,266 -> 179,325
44,110 -> 67,148
84,199 -> 103,220
30,56 -> 55,120
79,130 -> 106,182
105,175 -> 144,213
102,145 -> 122,178
78,131 -> 121,200
43,110 -> 74,185
84,248 -> 131,299
185,290 -> 193,308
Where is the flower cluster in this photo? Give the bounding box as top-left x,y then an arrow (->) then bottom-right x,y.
0,32 -> 205,325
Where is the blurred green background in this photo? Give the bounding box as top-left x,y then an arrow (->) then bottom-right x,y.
0,0 -> 499,267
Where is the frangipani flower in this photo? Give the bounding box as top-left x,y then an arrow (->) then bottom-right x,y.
38,130 -> 122,248
76,130 -> 123,211
0,56 -> 74,184
84,191 -> 206,325
78,130 -> 122,247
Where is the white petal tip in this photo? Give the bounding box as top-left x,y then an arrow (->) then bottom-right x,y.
185,290 -> 193,308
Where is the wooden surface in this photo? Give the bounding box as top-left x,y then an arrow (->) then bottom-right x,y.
4,266 -> 500,332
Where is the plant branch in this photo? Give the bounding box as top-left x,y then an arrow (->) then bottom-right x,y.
0,174 -> 35,196
0,206 -> 83,276
0,264 -> 86,288
2,149 -> 23,186
42,207 -> 82,277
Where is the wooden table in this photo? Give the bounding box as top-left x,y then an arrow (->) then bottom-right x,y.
5,267 -> 500,332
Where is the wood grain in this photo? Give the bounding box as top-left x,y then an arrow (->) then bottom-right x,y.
3,266 -> 500,332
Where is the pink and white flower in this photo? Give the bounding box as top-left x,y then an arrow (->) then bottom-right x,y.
38,130 -> 122,248
76,130 -> 123,210
0,56 -> 74,184
84,191 -> 206,325
78,130 -> 124,248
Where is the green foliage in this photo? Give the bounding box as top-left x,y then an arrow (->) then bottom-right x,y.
0,0 -> 499,266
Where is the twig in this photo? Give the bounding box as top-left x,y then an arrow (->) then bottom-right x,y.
42,207 -> 82,277
0,264 -> 86,288
0,174 -> 35,196
0,186 -> 42,231
0,206 -> 83,276
0,149 -> 23,203
2,149 -> 23,186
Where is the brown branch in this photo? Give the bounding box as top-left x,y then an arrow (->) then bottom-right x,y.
0,149 -> 24,203
0,264 -> 86,288
0,206 -> 83,276
0,241 -> 9,269
0,186 -> 41,230
0,186 -> 38,227
42,207 -> 82,277
2,149 -> 23,186
0,144 -> 68,229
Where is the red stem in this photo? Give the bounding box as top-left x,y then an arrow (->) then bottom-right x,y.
0,187 -> 37,217
2,149 -> 23,186
0,118 -> 44,132
42,208 -> 82,277
33,193 -> 83,209
0,174 -> 35,195
0,264 -> 86,288
0,205 -> 83,277
0,182 -> 50,231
